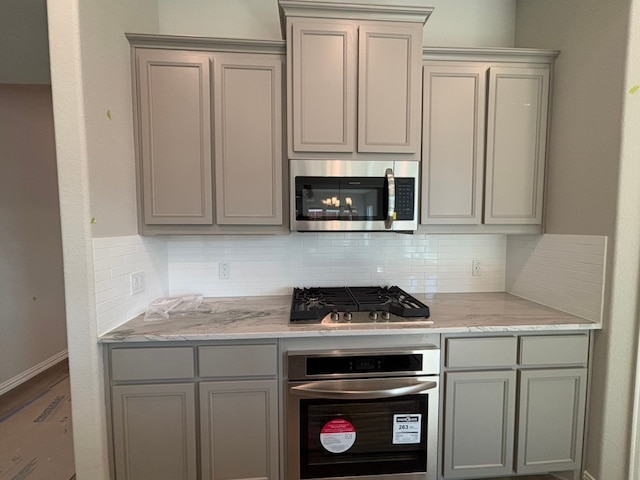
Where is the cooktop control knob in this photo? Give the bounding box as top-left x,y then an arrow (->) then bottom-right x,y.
369,310 -> 379,321
330,310 -> 340,322
381,310 -> 391,321
344,311 -> 353,321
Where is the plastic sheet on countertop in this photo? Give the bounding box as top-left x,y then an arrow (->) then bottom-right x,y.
144,295 -> 212,321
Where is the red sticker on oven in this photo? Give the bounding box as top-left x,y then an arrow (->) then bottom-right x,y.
320,419 -> 356,453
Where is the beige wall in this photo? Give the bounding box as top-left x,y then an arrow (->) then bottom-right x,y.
0,84 -> 67,388
47,0 -> 158,478
158,0 -> 517,47
516,1 -> 638,479
0,0 -> 50,84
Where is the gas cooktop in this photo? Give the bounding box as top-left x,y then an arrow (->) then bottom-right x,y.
290,286 -> 431,324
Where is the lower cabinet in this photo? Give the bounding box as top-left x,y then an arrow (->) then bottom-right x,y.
200,380 -> 278,480
107,342 -> 279,480
111,383 -> 198,480
443,370 -> 517,478
442,333 -> 589,479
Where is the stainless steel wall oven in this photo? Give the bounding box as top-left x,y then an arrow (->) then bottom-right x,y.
286,347 -> 440,480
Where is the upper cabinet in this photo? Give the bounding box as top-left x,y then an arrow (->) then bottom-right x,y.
129,35 -> 287,235
421,49 -> 558,231
279,0 -> 432,160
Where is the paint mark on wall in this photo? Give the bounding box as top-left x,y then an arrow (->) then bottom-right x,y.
106,109 -> 112,120
630,85 -> 640,95
9,458 -> 37,480
90,217 -> 97,224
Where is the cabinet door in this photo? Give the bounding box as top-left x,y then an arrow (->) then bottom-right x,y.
290,21 -> 356,153
443,370 -> 517,479
137,49 -> 213,225
111,383 -> 197,480
358,23 -> 422,153
213,55 -> 283,225
421,64 -> 486,224
200,380 -> 278,480
484,66 -> 550,224
517,368 -> 587,474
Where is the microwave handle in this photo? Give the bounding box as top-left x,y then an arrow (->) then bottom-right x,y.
385,168 -> 395,229
290,378 -> 437,400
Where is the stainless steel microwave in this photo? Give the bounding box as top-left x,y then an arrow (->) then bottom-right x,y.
290,160 -> 419,232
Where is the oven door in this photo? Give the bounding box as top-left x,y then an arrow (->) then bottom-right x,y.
287,376 -> 439,480
290,160 -> 418,232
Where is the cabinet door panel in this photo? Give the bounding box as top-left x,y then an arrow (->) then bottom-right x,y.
517,368 -> 587,474
214,55 -> 283,225
443,371 -> 516,479
422,65 -> 486,223
358,23 -> 422,153
291,21 -> 356,153
112,383 -> 197,480
200,380 -> 278,480
137,49 -> 213,225
485,66 -> 549,224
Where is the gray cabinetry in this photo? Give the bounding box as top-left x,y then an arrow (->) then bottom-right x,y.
281,2 -> 430,159
443,370 -> 517,478
198,343 -> 279,480
109,346 -> 198,480
106,342 -> 279,480
111,383 -> 197,480
200,380 -> 278,480
442,333 -> 589,479
129,36 -> 286,235
136,49 -> 213,226
421,50 -> 557,230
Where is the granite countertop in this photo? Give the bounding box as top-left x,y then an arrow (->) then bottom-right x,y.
99,292 -> 601,343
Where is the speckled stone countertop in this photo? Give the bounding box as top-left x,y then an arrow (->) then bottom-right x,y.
99,292 -> 601,343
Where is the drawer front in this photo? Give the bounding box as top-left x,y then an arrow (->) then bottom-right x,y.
199,344 -> 277,378
446,336 -> 517,369
111,347 -> 195,381
519,334 -> 589,366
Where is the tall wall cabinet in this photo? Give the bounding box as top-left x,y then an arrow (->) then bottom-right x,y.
279,0 -> 432,160
128,35 -> 287,235
421,49 -> 558,231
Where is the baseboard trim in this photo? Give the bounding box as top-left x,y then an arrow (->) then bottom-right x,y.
0,350 -> 68,396
583,471 -> 597,480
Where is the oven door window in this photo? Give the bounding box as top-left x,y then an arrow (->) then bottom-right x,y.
299,395 -> 428,479
295,176 -> 386,222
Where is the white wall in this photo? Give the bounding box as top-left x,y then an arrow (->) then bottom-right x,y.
0,0 -> 51,84
516,1 -> 637,479
0,85 -> 67,393
158,0 -> 516,47
46,1 -> 158,478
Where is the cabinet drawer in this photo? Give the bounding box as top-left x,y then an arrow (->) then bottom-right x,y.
519,334 -> 589,366
111,347 -> 195,381
446,336 -> 517,369
199,344 -> 277,378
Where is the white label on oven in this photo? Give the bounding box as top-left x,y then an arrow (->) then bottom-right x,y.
393,414 -> 422,444
320,419 -> 356,453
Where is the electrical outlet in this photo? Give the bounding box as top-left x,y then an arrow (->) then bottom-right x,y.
472,260 -> 482,277
130,271 -> 145,295
219,263 -> 231,280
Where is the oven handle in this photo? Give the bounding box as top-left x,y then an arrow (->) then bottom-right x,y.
289,378 -> 437,400
385,168 -> 395,229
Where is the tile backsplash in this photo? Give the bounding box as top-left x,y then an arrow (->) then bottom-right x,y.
506,234 -> 607,322
167,233 -> 506,297
93,236 -> 168,335
93,232 -> 608,334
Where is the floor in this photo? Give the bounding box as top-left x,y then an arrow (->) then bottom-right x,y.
0,360 -> 75,480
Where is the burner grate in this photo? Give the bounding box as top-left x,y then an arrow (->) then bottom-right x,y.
290,286 -> 430,322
